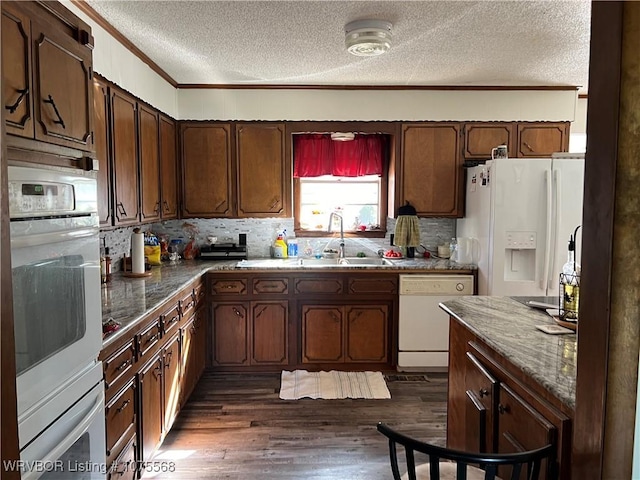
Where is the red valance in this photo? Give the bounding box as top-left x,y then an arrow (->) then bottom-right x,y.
293,133 -> 385,177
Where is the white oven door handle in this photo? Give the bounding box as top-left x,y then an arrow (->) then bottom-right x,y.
11,227 -> 99,249
22,394 -> 104,480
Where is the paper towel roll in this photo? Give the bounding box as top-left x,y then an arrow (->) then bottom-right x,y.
131,231 -> 145,274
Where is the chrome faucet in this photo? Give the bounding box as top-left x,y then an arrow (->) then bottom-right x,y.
327,212 -> 345,258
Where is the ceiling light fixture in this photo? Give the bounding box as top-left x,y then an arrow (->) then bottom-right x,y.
330,132 -> 356,142
345,19 -> 392,57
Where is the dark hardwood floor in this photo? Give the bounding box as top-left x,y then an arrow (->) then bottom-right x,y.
149,371 -> 448,479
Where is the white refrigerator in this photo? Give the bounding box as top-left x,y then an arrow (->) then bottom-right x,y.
456,155 -> 584,297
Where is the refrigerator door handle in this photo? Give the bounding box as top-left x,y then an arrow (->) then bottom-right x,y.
541,169 -> 553,292
550,168 -> 561,292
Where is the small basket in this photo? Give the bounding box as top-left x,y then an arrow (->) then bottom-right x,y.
559,273 -> 580,322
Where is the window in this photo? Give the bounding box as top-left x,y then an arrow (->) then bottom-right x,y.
292,131 -> 390,235
298,175 -> 381,232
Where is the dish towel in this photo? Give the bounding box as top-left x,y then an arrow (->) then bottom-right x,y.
279,370 -> 391,400
394,215 -> 420,246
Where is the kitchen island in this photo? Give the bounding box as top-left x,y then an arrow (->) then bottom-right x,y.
440,296 -> 576,480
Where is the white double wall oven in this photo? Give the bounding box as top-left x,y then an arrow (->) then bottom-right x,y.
9,165 -> 106,479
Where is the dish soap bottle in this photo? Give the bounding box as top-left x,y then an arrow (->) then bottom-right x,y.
560,227 -> 581,320
273,232 -> 288,258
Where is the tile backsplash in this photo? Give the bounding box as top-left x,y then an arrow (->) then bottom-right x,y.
100,217 -> 454,271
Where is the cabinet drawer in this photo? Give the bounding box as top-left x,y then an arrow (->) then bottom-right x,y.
107,434 -> 137,480
465,352 -> 499,452
105,380 -> 136,461
210,278 -> 248,295
161,302 -> 181,336
180,289 -> 196,319
103,340 -> 135,390
194,281 -> 206,308
348,277 -> 397,294
253,277 -> 288,295
295,277 -> 343,294
137,318 -> 161,359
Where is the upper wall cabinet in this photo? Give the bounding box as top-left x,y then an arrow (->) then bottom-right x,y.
93,76 -> 112,227
180,123 -> 234,218
463,123 -> 517,160
159,115 -> 178,220
139,104 -> 161,223
2,1 -> 94,153
399,123 -> 464,218
516,122 -> 570,157
236,123 -> 288,218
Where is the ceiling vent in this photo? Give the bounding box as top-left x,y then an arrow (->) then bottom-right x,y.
330,132 -> 356,141
345,20 -> 392,57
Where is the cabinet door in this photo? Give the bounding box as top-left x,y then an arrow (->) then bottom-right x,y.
345,305 -> 388,363
400,123 -> 464,217
464,352 -> 498,453
160,115 -> 178,219
163,333 -> 181,433
516,123 -> 569,157
212,303 -> 249,366
301,305 -> 344,363
139,354 -> 163,463
236,123 -> 288,217
111,89 -> 139,225
93,77 -> 112,227
107,435 -> 137,480
179,316 -> 196,406
463,123 -> 516,159
31,19 -> 92,151
251,301 -> 288,365
193,305 -> 208,379
181,123 -> 233,217
139,104 -> 161,222
2,3 -> 33,138
497,383 -> 556,480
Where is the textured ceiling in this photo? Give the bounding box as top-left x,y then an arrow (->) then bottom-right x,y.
85,0 -> 592,91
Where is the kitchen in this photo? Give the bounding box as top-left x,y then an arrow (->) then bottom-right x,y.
3,2 -> 636,478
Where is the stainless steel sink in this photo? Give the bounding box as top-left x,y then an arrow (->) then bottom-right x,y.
236,257 -> 396,268
341,257 -> 394,266
297,258 -> 341,266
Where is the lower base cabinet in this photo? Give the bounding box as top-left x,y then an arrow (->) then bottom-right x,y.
448,318 -> 571,480
301,304 -> 389,364
138,354 -> 163,463
181,305 -> 207,403
107,435 -> 137,480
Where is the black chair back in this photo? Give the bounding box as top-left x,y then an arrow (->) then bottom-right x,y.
377,422 -> 556,480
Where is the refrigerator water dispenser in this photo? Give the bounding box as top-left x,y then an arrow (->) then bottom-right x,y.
504,231 -> 537,282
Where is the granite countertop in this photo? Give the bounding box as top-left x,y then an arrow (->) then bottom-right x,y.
102,257 -> 475,348
439,296 -> 577,410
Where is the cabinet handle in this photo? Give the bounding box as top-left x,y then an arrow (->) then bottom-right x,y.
165,351 -> 172,368
479,388 -> 489,398
190,325 -> 197,334
116,202 -> 127,217
270,196 -> 279,209
255,306 -> 267,318
523,141 -> 534,152
43,95 -> 66,129
116,399 -> 130,413
115,359 -> 130,372
153,364 -> 163,379
329,311 -> 340,322
154,202 -> 161,214
5,88 -> 28,114
165,315 -> 179,327
163,200 -> 171,213
350,310 -> 363,321
215,200 -> 226,210
144,333 -> 158,346
232,307 -> 244,318
498,403 -> 509,415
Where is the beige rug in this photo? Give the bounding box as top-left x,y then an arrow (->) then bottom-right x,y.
279,370 -> 391,400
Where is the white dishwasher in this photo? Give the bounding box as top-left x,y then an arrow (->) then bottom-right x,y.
398,274 -> 474,371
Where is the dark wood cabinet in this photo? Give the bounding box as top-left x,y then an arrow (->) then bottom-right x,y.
463,123 -> 516,159
517,123 -> 570,157
448,319 -> 571,480
105,379 -> 136,465
107,435 -> 137,480
111,89 -> 139,226
251,301 -> 289,365
159,115 -> 178,220
139,103 -> 161,222
212,302 -> 250,366
138,354 -> 163,463
180,305 -> 207,404
301,304 -> 389,364
180,122 -> 233,217
2,1 -> 93,154
236,123 -> 288,217
400,123 -> 464,217
2,3 -> 33,139
163,333 -> 181,433
93,76 -> 112,227
31,17 -> 92,151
